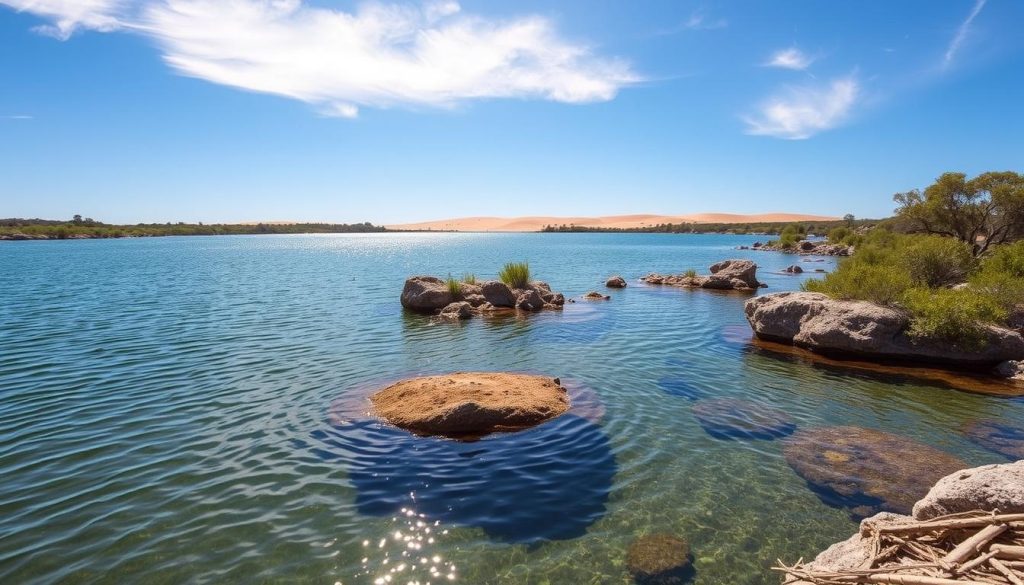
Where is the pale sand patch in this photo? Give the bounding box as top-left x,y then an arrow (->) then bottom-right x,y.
370,372 -> 569,438
386,212 -> 839,232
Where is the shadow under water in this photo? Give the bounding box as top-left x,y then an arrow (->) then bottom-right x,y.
312,409 -> 616,543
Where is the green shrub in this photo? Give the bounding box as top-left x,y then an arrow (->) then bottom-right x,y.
803,262 -> 913,306
970,241 -> 1024,311
827,227 -> 851,244
904,287 -> 1006,348
683,268 -> 698,278
499,261 -> 531,289
897,235 -> 975,288
462,273 -> 477,285
445,275 -> 462,297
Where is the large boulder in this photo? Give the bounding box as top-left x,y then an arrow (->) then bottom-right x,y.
400,276 -> 454,313
707,259 -> 761,289
370,373 -> 569,438
606,275 -> 627,288
745,291 -> 1024,367
912,460 -> 1024,520
480,280 -> 517,308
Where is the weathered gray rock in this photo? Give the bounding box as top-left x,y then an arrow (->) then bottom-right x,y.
515,289 -> 545,311
439,301 -> 473,320
745,292 -> 1024,367
400,276 -> 454,314
606,275 -> 627,288
708,259 -> 761,289
528,281 -> 565,306
480,280 -> 517,308
912,460 -> 1024,520
463,294 -> 486,308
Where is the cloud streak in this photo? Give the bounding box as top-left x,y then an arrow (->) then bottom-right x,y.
744,76 -> 859,140
1,0 -> 638,116
764,47 -> 814,71
943,0 -> 986,69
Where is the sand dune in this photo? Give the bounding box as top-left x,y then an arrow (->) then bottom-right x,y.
386,212 -> 839,232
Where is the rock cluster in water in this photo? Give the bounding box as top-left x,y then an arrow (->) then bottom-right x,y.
751,240 -> 852,256
626,533 -> 693,585
782,426 -> 967,518
642,259 -> 765,291
745,291 -> 1024,374
400,276 -> 565,318
369,372 -> 570,439
788,460 -> 1024,581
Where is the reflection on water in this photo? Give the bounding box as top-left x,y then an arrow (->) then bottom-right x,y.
355,507 -> 458,585
312,414 -> 616,544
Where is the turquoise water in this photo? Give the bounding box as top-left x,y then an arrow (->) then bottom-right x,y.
1,233 -> 1020,585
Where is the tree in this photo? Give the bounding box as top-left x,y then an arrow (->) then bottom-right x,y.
72,214 -> 82,224
893,171 -> 1024,256
843,213 -> 855,227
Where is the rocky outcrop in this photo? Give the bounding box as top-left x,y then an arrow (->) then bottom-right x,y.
745,292 -> 1024,368
780,460 -> 1024,582
642,259 -> 765,291
370,373 -> 570,438
912,460 -> 1024,519
606,275 -> 627,288
401,276 -> 565,318
754,240 -> 852,256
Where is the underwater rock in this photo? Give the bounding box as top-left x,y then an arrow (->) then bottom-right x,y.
583,291 -> 611,300
370,372 -> 569,438
783,426 -> 967,517
962,420 -> 1024,460
606,275 -> 628,288
912,460 -> 1024,520
626,533 -> 693,585
690,398 -> 795,440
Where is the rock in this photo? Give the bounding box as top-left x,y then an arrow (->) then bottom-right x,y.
463,294 -> 486,307
641,273 -> 666,285
1009,305 -> 1024,332
460,283 -> 482,297
912,460 -> 1024,520
480,280 -> 517,308
745,291 -> 1024,368
625,533 -> 692,585
606,275 -> 627,288
583,291 -> 611,300
704,259 -> 762,289
515,289 -> 545,311
690,398 -> 795,441
784,265 -> 803,274
400,276 -> 454,314
962,420 -> 1024,460
439,301 -> 472,320
738,245 -> 749,250
370,373 -> 570,438
783,426 -> 967,517
529,281 -> 565,306
784,513 -> 916,579
548,292 -> 565,306
995,360 -> 1024,380
799,240 -> 817,251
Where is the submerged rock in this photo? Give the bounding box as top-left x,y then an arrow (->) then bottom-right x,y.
784,265 -> 803,274
583,291 -> 611,300
912,460 -> 1024,520
370,372 -> 569,438
962,420 -> 1024,460
606,275 -> 628,288
626,533 -> 693,585
783,426 -> 967,517
641,260 -> 764,291
745,291 -> 1024,368
690,398 -> 795,440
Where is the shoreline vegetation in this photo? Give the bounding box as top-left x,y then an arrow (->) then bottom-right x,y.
0,217 -> 388,240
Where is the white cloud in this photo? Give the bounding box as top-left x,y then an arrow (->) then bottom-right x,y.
1,0 -> 126,39
744,76 -> 859,140
680,10 -> 727,31
943,0 -> 986,69
0,0 -> 638,117
2,115 -> 34,119
765,47 -> 814,71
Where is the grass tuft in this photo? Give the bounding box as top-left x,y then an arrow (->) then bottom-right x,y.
445,274 -> 462,298
499,261 -> 531,289
462,273 -> 477,285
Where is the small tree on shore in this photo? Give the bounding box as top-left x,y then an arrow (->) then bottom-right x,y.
893,171 -> 1024,256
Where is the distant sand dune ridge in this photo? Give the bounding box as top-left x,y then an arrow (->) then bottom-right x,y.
386,213 -> 839,232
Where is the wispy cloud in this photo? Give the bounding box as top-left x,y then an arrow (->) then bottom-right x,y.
943,0 -> 986,69
744,76 -> 859,140
1,0 -> 639,117
655,9 -> 727,35
764,47 -> 815,71
1,115 -> 34,119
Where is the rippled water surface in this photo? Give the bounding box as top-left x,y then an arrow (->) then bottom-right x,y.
2,233 -> 1021,584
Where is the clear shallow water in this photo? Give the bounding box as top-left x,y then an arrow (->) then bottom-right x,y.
1,233 -> 1021,585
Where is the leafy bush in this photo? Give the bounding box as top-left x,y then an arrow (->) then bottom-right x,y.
445,275 -> 462,297
903,288 -> 1006,348
462,273 -> 477,285
970,240 -> 1024,311
827,226 -> 851,244
499,261 -> 531,289
803,262 -> 913,306
896,235 -> 975,288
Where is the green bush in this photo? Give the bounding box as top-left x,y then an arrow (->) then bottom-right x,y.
462,273 -> 477,285
499,261 -> 531,289
897,235 -> 975,288
904,287 -> 1006,348
827,227 -> 851,244
970,240 -> 1024,311
445,275 -> 462,297
683,268 -> 698,278
803,262 -> 913,306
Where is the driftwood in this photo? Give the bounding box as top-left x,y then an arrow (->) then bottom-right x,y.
777,511 -> 1024,585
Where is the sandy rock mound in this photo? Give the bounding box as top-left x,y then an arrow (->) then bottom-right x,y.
370,373 -> 570,438
912,460 -> 1024,520
783,426 -> 967,517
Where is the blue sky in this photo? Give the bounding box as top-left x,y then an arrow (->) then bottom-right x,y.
1,0 -> 1022,224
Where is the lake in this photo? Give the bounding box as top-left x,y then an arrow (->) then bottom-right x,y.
1,233 -> 1020,584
